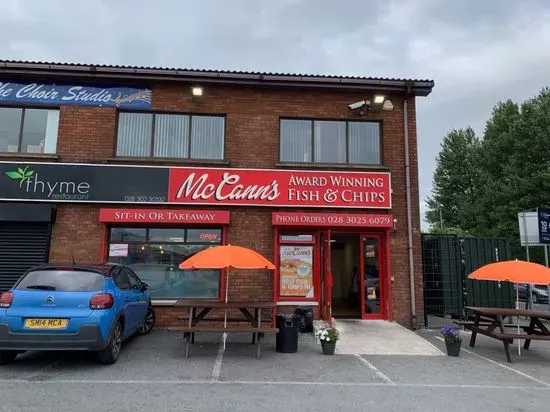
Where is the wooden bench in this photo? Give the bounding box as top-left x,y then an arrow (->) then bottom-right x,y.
167,326 -> 278,359
454,320 -> 522,329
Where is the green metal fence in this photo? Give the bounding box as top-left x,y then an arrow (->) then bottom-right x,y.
422,234 -> 515,329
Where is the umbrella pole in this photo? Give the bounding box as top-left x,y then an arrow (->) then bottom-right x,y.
223,269 -> 229,350
516,285 -> 521,356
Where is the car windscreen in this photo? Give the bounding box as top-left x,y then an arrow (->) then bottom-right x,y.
15,270 -> 104,292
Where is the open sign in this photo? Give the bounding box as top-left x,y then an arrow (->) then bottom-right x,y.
200,232 -> 219,241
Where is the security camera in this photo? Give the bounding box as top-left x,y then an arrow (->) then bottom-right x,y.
348,100 -> 368,110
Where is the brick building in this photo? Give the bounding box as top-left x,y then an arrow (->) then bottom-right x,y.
0,61 -> 434,329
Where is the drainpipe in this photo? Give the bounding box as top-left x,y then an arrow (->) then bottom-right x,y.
403,85 -> 417,330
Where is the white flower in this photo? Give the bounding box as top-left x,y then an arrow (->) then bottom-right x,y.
326,337 -> 330,342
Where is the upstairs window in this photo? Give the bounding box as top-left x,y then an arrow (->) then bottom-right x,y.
116,112 -> 225,160
280,119 -> 381,165
0,107 -> 60,154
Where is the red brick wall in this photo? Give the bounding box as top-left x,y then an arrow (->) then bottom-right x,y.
0,81 -> 424,329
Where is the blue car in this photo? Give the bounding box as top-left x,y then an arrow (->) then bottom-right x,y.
0,263 -> 155,365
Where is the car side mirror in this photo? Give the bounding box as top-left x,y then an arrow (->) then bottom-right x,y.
140,283 -> 148,292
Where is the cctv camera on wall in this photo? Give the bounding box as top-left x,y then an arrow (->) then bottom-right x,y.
347,100 -> 369,110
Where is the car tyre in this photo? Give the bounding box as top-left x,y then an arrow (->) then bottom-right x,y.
138,306 -> 156,335
0,351 -> 17,365
97,320 -> 123,365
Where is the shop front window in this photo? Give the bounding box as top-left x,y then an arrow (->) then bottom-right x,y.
108,227 -> 222,299
278,233 -> 315,299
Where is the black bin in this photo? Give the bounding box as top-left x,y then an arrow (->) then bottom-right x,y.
276,313 -> 300,353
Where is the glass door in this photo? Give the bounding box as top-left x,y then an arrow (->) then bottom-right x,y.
360,235 -> 385,319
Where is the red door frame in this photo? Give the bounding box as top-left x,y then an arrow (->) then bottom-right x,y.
360,233 -> 386,320
273,227 -> 393,322
321,229 -> 332,321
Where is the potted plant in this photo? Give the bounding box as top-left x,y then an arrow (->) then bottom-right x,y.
441,326 -> 462,356
315,326 -> 339,355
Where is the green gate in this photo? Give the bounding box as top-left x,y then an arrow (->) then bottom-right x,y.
422,234 -> 515,328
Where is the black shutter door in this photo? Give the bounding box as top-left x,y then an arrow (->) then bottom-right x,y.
0,222 -> 51,291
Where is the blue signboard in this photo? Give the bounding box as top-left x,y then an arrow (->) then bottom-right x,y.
538,208 -> 550,244
0,81 -> 151,108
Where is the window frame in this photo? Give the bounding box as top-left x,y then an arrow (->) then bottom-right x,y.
0,105 -> 60,154
115,110 -> 227,160
278,117 -> 384,166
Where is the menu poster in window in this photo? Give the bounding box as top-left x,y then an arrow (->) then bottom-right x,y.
109,244 -> 129,257
279,246 -> 313,298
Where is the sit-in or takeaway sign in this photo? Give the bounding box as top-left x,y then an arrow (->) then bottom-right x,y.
0,81 -> 151,108
0,161 -> 392,209
99,208 -> 230,224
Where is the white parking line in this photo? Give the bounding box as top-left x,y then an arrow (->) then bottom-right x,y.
435,336 -> 550,387
211,338 -> 224,381
353,354 -> 395,385
0,378 -> 548,390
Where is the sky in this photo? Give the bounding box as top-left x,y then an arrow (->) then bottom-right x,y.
2,0 -> 550,230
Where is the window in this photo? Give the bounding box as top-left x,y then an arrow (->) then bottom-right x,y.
278,232 -> 315,299
116,112 -> 225,159
16,270 -> 104,292
0,108 -> 59,154
108,227 -> 222,299
280,119 -> 381,165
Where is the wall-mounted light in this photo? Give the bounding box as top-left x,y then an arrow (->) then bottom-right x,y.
373,95 -> 385,104
191,86 -> 203,102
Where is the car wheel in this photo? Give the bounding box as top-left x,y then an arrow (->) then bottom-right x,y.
97,320 -> 123,365
0,351 -> 17,365
138,306 -> 156,335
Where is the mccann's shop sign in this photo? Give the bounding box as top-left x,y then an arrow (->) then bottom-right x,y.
169,168 -> 391,208
0,162 -> 392,209
0,81 -> 151,108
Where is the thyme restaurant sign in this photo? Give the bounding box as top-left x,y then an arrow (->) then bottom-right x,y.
169,167 -> 392,208
0,81 -> 152,108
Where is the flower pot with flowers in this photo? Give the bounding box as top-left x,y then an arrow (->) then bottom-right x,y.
315,326 -> 340,355
441,326 -> 462,356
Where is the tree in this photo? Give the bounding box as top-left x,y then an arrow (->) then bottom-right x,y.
474,88 -> 550,258
426,88 -> 550,260
425,127 -> 481,231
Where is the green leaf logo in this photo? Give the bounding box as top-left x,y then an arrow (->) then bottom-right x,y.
5,165 -> 34,187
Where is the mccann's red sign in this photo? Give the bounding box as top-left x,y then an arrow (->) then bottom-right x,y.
168,168 -> 391,209
99,208 -> 231,224
272,212 -> 394,228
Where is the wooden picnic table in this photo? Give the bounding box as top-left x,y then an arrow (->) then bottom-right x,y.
168,300 -> 278,359
463,306 -> 550,363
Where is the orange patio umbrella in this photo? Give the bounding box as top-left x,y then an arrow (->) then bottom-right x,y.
467,259 -> 550,356
179,245 -> 276,271
467,259 -> 550,285
179,244 -> 276,349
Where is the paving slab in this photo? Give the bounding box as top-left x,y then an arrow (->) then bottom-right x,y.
333,319 -> 444,356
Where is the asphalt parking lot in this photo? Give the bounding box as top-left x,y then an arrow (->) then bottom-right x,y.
2,329 -> 550,412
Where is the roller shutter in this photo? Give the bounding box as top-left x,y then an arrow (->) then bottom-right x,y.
0,222 -> 51,291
